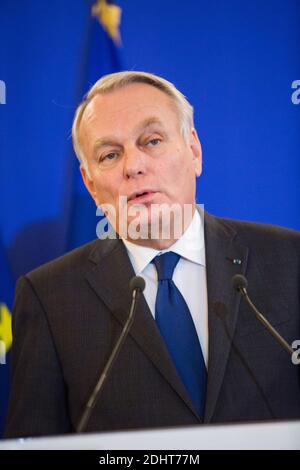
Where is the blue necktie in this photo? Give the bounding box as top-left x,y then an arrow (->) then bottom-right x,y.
153,252 -> 207,417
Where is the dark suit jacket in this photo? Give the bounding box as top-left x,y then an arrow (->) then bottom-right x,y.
5,213 -> 300,438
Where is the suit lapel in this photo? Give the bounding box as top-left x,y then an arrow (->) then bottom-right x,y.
85,238 -> 200,420
203,213 -> 249,422
84,212 -> 249,424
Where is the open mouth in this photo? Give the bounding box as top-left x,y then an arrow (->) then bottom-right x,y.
128,190 -> 157,204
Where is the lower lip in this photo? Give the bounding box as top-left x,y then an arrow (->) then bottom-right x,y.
128,192 -> 157,205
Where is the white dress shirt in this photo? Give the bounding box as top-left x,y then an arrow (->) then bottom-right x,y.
122,210 -> 208,366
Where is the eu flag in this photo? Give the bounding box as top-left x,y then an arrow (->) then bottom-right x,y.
0,0 -> 123,436
0,239 -> 13,436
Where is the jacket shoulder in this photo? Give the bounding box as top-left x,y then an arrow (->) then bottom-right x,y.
208,213 -> 300,252
24,238 -> 118,285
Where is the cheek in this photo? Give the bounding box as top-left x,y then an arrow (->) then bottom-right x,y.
91,178 -> 113,205
173,155 -> 192,180
165,148 -> 184,173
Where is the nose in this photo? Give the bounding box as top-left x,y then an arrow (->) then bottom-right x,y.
123,145 -> 147,179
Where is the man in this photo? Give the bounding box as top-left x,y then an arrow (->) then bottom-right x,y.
5,71 -> 300,438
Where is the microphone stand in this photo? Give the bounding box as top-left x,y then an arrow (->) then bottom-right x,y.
76,276 -> 145,433
233,274 -> 294,356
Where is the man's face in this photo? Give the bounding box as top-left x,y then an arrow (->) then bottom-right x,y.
79,83 -> 202,245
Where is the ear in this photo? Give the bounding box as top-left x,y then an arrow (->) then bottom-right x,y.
80,165 -> 100,207
189,128 -> 202,177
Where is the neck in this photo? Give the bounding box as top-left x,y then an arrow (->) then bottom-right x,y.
124,205 -> 196,250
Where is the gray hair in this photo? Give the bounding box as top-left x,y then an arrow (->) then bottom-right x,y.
72,71 -> 194,174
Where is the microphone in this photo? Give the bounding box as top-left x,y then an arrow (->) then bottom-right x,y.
76,275 -> 146,433
232,274 -> 294,356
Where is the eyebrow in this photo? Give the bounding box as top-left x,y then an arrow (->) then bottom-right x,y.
137,117 -> 165,132
92,117 -> 165,155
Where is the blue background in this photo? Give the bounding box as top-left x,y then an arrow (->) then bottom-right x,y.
0,0 -> 299,436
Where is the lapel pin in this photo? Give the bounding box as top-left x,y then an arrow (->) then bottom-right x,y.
226,257 -> 242,265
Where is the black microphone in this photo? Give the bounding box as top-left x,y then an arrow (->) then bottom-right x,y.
232,274 -> 294,356
76,275 -> 146,433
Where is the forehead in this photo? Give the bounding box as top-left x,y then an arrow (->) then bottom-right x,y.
79,83 -> 180,139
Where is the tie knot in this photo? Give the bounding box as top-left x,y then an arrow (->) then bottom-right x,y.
152,252 -> 180,281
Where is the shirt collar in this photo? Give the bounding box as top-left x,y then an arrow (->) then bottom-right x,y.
122,209 -> 206,275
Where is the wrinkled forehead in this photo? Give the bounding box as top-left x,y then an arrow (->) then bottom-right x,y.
79,83 -> 180,135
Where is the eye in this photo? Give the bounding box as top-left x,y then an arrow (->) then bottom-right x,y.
99,152 -> 118,164
147,138 -> 161,147
105,152 -> 117,160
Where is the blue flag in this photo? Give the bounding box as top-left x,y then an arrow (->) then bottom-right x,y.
67,0 -> 123,250
0,239 -> 13,436
0,0 -> 123,436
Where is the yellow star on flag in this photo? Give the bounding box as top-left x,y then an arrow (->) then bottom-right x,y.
0,303 -> 12,356
92,0 -> 122,45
